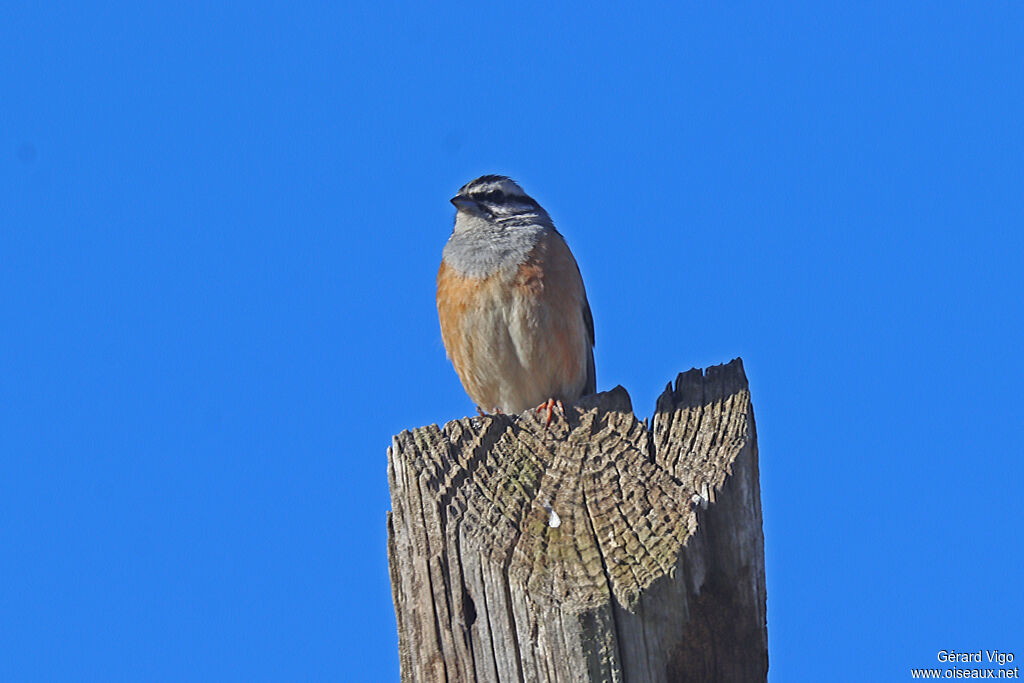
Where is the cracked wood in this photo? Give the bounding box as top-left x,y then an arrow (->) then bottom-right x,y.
387,358 -> 767,682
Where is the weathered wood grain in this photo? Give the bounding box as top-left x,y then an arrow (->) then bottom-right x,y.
387,358 -> 766,682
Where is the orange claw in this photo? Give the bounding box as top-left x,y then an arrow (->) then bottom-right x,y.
477,406 -> 505,417
535,398 -> 565,426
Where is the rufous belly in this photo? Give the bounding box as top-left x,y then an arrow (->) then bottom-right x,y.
437,240 -> 589,414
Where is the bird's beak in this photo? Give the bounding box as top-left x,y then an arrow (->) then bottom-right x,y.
450,195 -> 478,211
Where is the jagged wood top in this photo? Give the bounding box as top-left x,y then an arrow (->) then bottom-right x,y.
389,358 -> 753,613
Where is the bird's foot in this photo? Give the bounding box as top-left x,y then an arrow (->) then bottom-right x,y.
476,406 -> 504,417
535,398 -> 564,427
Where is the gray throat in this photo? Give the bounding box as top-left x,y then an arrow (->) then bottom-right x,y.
442,214 -> 550,279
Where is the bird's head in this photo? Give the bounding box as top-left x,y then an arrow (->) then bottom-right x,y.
450,175 -> 550,228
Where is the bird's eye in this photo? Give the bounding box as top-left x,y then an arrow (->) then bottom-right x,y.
476,190 -> 506,203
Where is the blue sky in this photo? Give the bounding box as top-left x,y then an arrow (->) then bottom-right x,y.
2,2 -> 1022,681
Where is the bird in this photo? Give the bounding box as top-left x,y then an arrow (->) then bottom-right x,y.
437,175 -> 595,418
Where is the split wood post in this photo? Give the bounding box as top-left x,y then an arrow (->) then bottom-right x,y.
387,358 -> 767,682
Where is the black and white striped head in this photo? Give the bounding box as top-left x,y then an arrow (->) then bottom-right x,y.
450,175 -> 550,224
444,175 -> 554,276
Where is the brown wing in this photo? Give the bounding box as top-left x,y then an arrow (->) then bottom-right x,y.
550,229 -> 596,396
582,294 -> 596,395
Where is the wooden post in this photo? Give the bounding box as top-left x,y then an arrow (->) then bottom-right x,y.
387,358 -> 767,682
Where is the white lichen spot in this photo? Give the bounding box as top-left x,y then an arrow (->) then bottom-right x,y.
542,500 -> 561,528
691,482 -> 711,510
